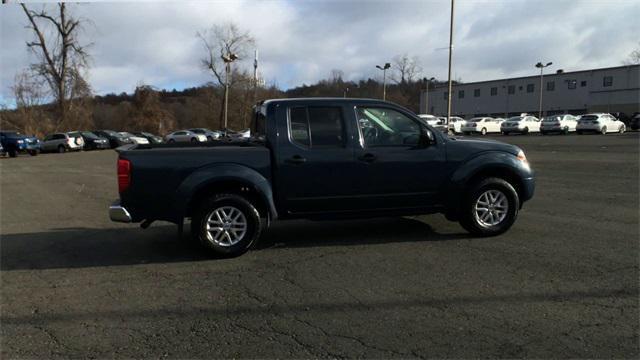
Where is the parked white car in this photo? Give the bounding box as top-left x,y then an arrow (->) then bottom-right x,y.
118,132 -> 149,145
446,117 -> 466,134
165,130 -> 207,143
417,114 -> 441,126
500,115 -> 540,135
40,132 -> 84,153
540,114 -> 579,135
461,117 -> 504,135
576,113 -> 626,135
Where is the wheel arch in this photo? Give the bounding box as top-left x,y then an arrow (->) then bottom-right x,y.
175,164 -> 277,222
445,153 -> 528,217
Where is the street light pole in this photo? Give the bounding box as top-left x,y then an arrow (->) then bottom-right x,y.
424,77 -> 435,114
535,61 -> 552,119
446,0 -> 455,123
222,53 -> 238,131
376,63 -> 391,101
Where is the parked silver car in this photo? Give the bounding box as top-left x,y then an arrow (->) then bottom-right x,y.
165,130 -> 207,143
40,132 -> 84,153
189,128 -> 222,141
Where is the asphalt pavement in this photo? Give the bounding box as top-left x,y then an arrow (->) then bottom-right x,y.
1,132 -> 638,358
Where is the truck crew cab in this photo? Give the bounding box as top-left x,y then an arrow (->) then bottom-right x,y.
110,98 -> 535,257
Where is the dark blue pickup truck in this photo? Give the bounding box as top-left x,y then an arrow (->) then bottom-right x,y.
110,98 -> 534,257
0,131 -> 41,157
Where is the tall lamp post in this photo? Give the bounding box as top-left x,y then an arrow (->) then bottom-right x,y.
446,0 -> 455,124
423,77 -> 435,114
535,61 -> 552,119
222,53 -> 239,130
376,63 -> 391,100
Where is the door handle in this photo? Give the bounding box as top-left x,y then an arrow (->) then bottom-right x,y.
358,153 -> 377,163
285,155 -> 307,164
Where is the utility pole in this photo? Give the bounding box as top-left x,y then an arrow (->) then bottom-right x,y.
535,61 -> 552,119
446,0 -> 455,124
253,49 -> 258,104
222,53 -> 238,131
376,63 -> 391,101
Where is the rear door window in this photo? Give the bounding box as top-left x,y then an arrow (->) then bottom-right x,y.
288,106 -> 345,148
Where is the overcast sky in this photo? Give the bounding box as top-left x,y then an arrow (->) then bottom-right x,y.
1,0 -> 638,106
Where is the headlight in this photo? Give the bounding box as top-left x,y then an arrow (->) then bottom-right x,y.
17,140 -> 24,144
516,150 -> 529,167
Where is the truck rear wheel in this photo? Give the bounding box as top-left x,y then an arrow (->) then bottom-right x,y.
192,193 -> 262,257
459,177 -> 519,236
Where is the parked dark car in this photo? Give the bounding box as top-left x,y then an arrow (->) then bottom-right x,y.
81,131 -> 111,150
629,113 -> 640,130
0,131 -> 40,157
110,98 -> 535,257
132,131 -> 163,144
93,130 -> 133,148
611,112 -> 630,126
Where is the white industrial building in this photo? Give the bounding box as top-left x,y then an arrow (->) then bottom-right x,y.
420,65 -> 640,118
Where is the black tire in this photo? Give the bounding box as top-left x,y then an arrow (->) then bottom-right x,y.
563,127 -> 569,135
502,131 -> 509,136
540,131 -> 547,135
190,137 -> 197,143
28,149 -> 39,156
523,127 -> 529,135
191,193 -> 262,257
8,148 -> 17,158
58,145 -> 66,153
619,125 -> 625,134
207,136 -> 213,141
601,126 -> 607,135
577,130 -> 583,135
168,139 -> 175,143
481,128 -> 487,135
459,177 -> 520,237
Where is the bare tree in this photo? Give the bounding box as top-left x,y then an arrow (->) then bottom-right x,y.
392,54 -> 423,83
197,23 -> 255,128
330,69 -> 344,84
623,42 -> 640,65
21,3 -> 91,128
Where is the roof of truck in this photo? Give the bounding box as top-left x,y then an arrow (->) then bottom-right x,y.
260,97 -> 394,106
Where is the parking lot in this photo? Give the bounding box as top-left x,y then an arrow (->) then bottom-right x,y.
1,132 -> 638,358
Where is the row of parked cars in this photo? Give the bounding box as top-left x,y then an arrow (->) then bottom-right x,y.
0,127 -> 252,158
419,112 -> 640,136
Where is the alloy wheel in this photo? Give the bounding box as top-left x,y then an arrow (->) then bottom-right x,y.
474,190 -> 508,227
205,206 -> 248,246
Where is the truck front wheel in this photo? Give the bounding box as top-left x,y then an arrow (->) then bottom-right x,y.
459,177 -> 519,236
192,193 -> 262,257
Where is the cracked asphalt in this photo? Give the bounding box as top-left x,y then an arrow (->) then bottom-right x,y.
1,132 -> 638,358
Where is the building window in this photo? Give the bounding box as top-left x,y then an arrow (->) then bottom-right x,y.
518,86 -> 523,91
491,87 -> 498,96
507,85 -> 515,94
603,76 -> 613,87
474,89 -> 480,97
526,84 -> 534,93
458,90 -> 464,99
444,91 -> 448,100
581,80 -> 587,87
547,81 -> 555,91
568,80 -> 577,89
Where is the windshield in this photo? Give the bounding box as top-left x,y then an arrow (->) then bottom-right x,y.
507,116 -> 524,122
543,116 -> 562,122
2,132 -> 22,138
580,115 -> 599,121
81,131 -> 99,139
469,118 -> 484,122
119,132 -> 135,137
100,130 -> 118,136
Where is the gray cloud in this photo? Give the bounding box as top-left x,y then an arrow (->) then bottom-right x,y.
1,0 -> 638,106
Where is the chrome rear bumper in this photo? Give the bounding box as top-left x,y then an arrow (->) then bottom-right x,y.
109,202 -> 132,223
